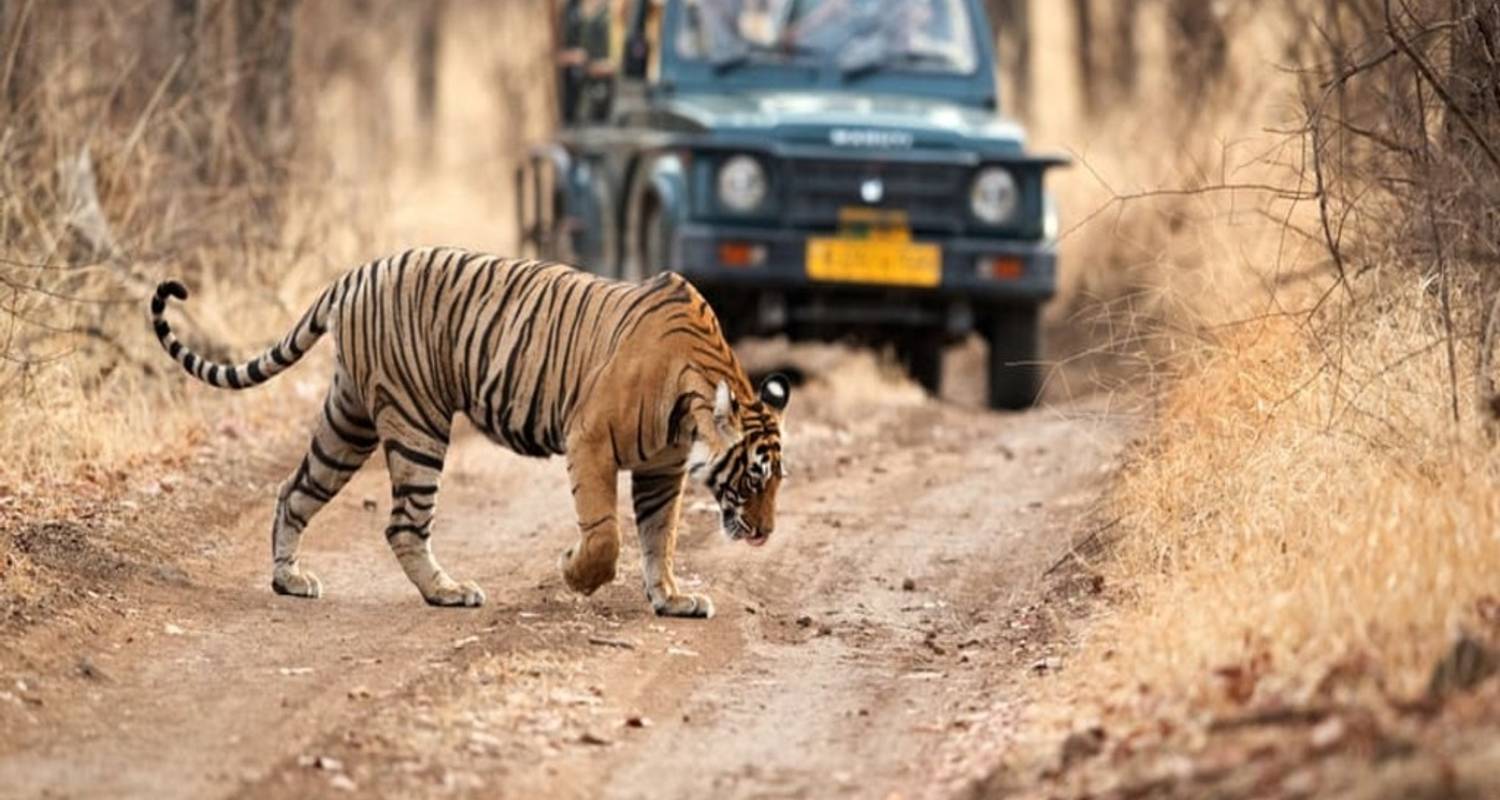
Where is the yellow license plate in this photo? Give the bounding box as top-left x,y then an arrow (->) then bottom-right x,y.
806,238 -> 941,287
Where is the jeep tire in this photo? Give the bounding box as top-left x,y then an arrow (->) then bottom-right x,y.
984,304 -> 1042,410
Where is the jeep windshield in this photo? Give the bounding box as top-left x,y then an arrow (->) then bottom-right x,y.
675,0 -> 979,77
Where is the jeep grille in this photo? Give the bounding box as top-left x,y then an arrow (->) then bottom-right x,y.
784,159 -> 969,234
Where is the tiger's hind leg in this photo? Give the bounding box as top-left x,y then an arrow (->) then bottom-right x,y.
378,427 -> 485,608
271,369 -> 378,599
632,466 -> 713,618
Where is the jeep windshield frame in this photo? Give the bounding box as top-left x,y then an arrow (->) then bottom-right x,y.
652,0 -> 1000,109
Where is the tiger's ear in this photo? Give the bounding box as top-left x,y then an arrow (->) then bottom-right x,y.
758,373 -> 790,412
713,380 -> 738,436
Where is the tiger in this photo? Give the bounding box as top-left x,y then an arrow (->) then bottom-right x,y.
148,247 -> 790,618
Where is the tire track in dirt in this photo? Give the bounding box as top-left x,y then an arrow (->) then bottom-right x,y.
0,350 -> 1130,799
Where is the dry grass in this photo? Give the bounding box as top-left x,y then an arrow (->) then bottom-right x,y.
1100,289 -> 1499,702
0,1 -> 553,628
1006,1 -> 1500,791
0,0 -> 552,499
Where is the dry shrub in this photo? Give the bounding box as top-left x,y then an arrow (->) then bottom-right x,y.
1013,1 -> 1500,779
1065,0 -> 1500,702
1100,285 -> 1499,705
1032,1 -> 1330,398
0,0 -> 553,498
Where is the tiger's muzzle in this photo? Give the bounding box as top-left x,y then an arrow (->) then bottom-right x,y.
722,506 -> 773,547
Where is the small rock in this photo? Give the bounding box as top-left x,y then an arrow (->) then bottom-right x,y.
346,686 -> 371,700
579,732 -> 611,746
1059,727 -> 1106,769
1309,716 -> 1347,751
1281,768 -> 1318,795
77,657 -> 105,681
163,623 -> 185,636
796,615 -> 814,628
817,625 -> 833,637
329,774 -> 357,792
314,756 -> 343,771
467,731 -> 503,755
901,578 -> 916,592
1031,657 -> 1062,674
625,715 -> 650,728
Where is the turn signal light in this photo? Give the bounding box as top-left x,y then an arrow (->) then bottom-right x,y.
977,256 -> 1023,281
719,242 -> 767,268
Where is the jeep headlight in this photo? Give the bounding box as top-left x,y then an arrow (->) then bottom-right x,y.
717,155 -> 767,214
970,167 -> 1019,225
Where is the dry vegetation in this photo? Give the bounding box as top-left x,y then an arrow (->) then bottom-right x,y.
1005,0 -> 1500,795
1,0 -> 552,625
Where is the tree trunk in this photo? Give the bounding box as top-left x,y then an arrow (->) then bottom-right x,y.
1073,0 -> 1096,117
416,0 -> 445,159
233,0 -> 299,228
1169,0 -> 1227,100
987,0 -> 1031,119
1109,0 -> 1138,102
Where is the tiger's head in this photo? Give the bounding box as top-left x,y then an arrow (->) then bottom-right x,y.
688,374 -> 791,548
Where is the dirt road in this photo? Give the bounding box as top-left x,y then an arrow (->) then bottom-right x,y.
0,347 -> 1129,799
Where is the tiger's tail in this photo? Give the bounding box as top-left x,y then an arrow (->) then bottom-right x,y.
150,279 -> 337,390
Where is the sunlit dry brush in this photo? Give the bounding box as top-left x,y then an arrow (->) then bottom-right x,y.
978,0 -> 1500,790
1,0 -> 561,632
1103,292 -> 1500,699
1077,0 -> 1500,701
0,1 -> 553,490
1022,1 -> 1329,400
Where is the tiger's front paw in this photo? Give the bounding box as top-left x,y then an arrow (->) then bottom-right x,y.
560,544 -> 617,596
271,567 -> 323,599
652,593 -> 715,619
422,579 -> 486,608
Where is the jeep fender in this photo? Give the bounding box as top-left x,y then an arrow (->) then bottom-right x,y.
622,151 -> 688,282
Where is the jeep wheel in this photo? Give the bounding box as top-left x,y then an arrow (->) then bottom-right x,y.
985,305 -> 1043,410
897,336 -> 943,397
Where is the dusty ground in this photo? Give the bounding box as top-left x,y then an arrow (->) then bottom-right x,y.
0,344 -> 1132,800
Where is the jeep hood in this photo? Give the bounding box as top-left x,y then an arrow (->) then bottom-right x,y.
661,90 -> 1027,154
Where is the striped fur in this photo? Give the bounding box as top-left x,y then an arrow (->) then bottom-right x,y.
150,247 -> 790,616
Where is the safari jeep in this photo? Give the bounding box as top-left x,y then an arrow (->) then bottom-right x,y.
517,0 -> 1066,409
